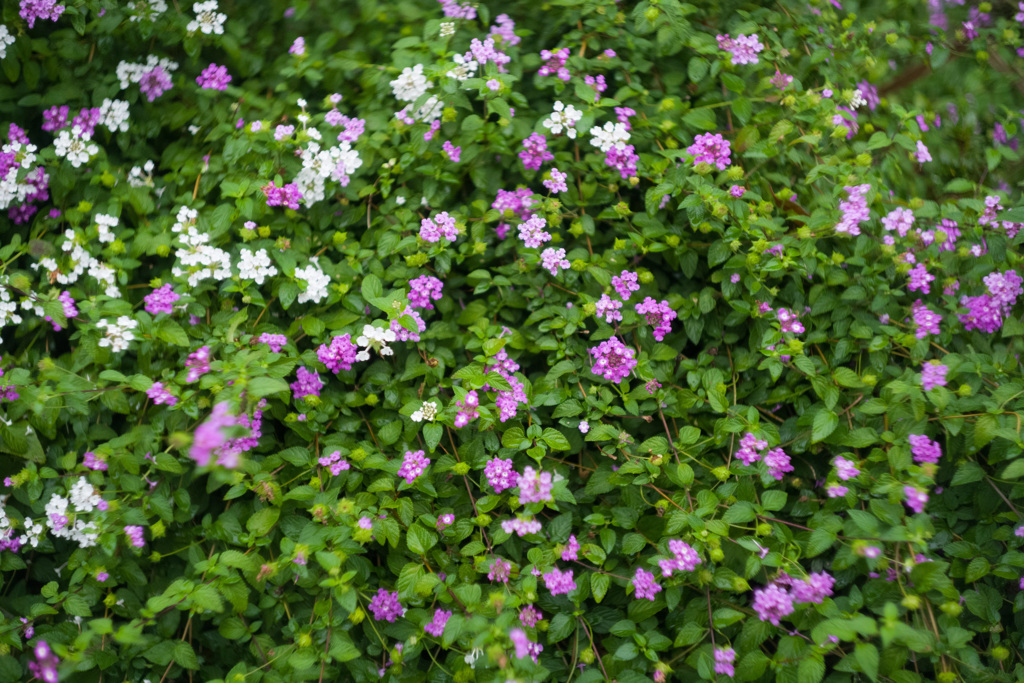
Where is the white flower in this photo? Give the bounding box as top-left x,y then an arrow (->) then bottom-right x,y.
97,316 -> 138,352
355,324 -> 397,361
440,22 -> 455,37
390,64 -> 432,102
69,478 -> 102,513
0,25 -> 15,60
127,0 -> 168,22
237,247 -> 278,285
445,54 -> 477,82
99,98 -> 131,133
295,257 -> 330,304
187,0 -> 226,35
542,101 -> 583,138
188,125 -> 201,135
850,88 -> 867,110
54,127 -> 99,168
395,195 -> 406,205
589,121 -> 630,153
411,400 -> 438,423
128,160 -> 155,187
464,648 -> 483,666
95,214 -> 118,243
297,98 -> 307,109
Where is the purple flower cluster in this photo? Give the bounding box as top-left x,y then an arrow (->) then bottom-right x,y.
834,456 -> 860,480
290,367 -> 323,399
687,132 -> 732,170
318,450 -> 350,476
908,434 -> 942,464
390,305 -> 426,342
561,534 -> 579,561
263,182 -> 302,210
635,297 -> 676,341
517,466 -> 553,503
912,300 -> 941,338
518,214 -> 551,248
369,588 -> 405,622
520,604 -> 542,627
83,452 -> 107,471
715,648 -> 736,677
921,362 -> 948,391
510,628 -> 544,664
485,348 -> 529,422
716,33 -> 764,65
659,539 -> 701,576
397,449 -> 429,484
408,275 -> 444,309
42,105 -> 70,132
519,132 -> 553,170
489,557 -> 512,583
881,207 -> 914,237
540,247 -> 569,276
764,447 -> 793,480
196,63 -> 232,91
736,432 -> 768,466
790,571 -> 835,604
465,37 -> 510,70
185,345 -> 212,382
424,609 -> 451,637
751,583 -> 795,625
538,47 -> 570,80
259,333 -> 287,352
144,284 -> 180,315
904,486 -> 928,513
44,291 -> 77,331
21,0 -> 65,28
124,525 -> 145,548
485,457 -> 516,493
596,294 -> 623,323
317,334 -> 359,373
836,184 -> 871,236
605,143 -> 639,179
501,516 -> 542,536
589,336 -> 637,383
542,567 -> 576,595
612,270 -> 640,300
632,567 -> 663,600
146,381 -> 177,406
139,64 -> 174,101
543,168 -> 568,193
217,401 -> 266,467
420,211 -> 458,243
28,641 -> 59,683
907,263 -> 934,294
442,140 -> 461,162
454,389 -> 479,427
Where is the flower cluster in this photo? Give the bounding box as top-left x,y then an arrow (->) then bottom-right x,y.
589,337 -> 637,384
716,33 -> 764,65
687,132 -> 732,170
397,449 -> 429,484
318,450 -> 350,476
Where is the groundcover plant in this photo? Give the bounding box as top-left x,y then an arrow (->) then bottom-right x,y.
3,0 -> 1024,681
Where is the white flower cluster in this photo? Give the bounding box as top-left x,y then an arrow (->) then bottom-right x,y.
411,400 -> 439,423
293,141 -> 364,205
116,56 -> 179,89
0,140 -> 39,211
31,226 -> 121,297
97,316 -> 138,353
19,519 -> 44,549
99,98 -> 131,133
128,160 -> 155,187
0,25 -> 15,60
187,0 -> 226,35
237,248 -> 278,285
356,324 -> 397,361
127,0 -> 168,22
445,54 -> 478,82
43,484 -> 101,549
589,121 -> 630,153
0,502 -> 14,548
390,64 -> 432,102
170,206 -> 232,287
294,257 -> 330,304
543,101 -> 583,138
95,214 -> 118,244
0,285 -> 23,342
54,126 -> 99,168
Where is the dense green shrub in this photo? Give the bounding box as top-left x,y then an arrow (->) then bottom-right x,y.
2,0 -> 1024,681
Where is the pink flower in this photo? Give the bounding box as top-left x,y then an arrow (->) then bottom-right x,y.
611,270 -> 640,300
368,588 -> 405,622
397,450 -> 429,484
632,567 -> 662,600
687,132 -> 732,170
752,583 -> 794,625
196,63 -> 232,91
590,337 -> 637,383
540,247 -> 569,276
542,567 -> 576,595
485,457 -> 516,492
424,609 -> 451,637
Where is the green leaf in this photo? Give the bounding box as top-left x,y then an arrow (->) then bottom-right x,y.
811,409 -> 838,443
797,653 -> 825,683
247,376 -> 289,399
423,423 -> 443,452
407,523 -> 437,554
553,400 -> 583,418
542,428 -> 570,451
592,573 -> 610,602
854,643 -> 879,681
246,507 -> 280,536
361,274 -> 383,301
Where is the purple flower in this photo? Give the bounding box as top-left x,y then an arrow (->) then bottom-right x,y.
538,47 -> 570,80
542,567 -> 576,595
28,640 -> 60,683
196,63 -> 232,91
289,36 -> 306,56
408,275 -> 444,310
263,182 -> 302,210
659,539 -> 701,576
714,647 -> 736,677
605,144 -> 639,179
561,535 -> 579,561
397,450 -> 430,484
509,628 -> 544,663
317,334 -> 359,373
442,140 -> 461,162
489,557 -> 512,583
520,604 -> 542,627
635,297 -> 676,341
290,367 -> 323,400
908,434 -> 941,464
752,583 -> 794,625
368,588 -> 405,622
589,337 -> 637,383
20,0 -> 65,28
424,608 -> 451,637
912,300 -> 942,338
764,447 -> 793,480
632,567 -> 663,600
596,294 -> 623,323
517,466 -> 553,503
716,33 -> 764,65
144,283 -> 180,315
687,132 -> 732,170
146,381 -> 177,406
736,432 -> 768,465
519,132 -> 554,170
138,65 -> 174,101
318,451 -> 350,476
540,247 -> 570,276
188,402 -> 236,466
485,457 -> 517,493
770,70 -> 794,89
258,333 -> 287,353
543,168 -> 568,193
907,264 -> 934,294
904,486 -> 928,514
834,456 -> 859,480
856,81 -> 879,110
729,185 -> 746,198
124,525 -> 145,548
454,390 -> 480,428
611,270 -> 640,300
921,362 -> 948,391
836,184 -> 871,235
420,211 -> 458,243
791,571 -> 835,604
518,214 -> 551,248
827,484 -> 848,498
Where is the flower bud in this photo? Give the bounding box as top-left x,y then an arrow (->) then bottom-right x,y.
666,235 -> 680,247
901,594 -> 921,610
711,466 -> 731,481
886,32 -> 898,45
991,646 -> 1009,661
638,270 -> 654,284
364,394 -> 379,406
709,548 -> 725,563
349,607 -> 365,624
957,384 -> 972,397
756,523 -> 772,536
940,601 -> 963,617
453,462 -> 470,475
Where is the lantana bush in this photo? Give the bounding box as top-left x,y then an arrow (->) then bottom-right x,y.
3,0 -> 1024,681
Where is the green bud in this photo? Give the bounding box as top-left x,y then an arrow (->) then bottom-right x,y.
831,252 -> 845,265
475,514 -> 492,527
571,259 -> 587,272
901,594 -> 921,610
304,394 -> 321,408
757,200 -> 773,215
782,95 -> 796,107
732,577 -> 749,592
453,462 -> 470,476
936,674 -> 957,683
909,197 -> 925,210
666,235 -> 680,247
756,523 -> 772,536
694,161 -> 713,175
862,374 -> 877,386
863,123 -> 875,133
886,33 -> 898,45
473,241 -> 487,255
976,50 -> 989,62
726,166 -> 744,181
364,394 -> 378,406
240,228 -> 257,242
155,244 -> 171,257
855,153 -> 872,167
991,646 -> 1009,661
258,226 -> 272,239
580,648 -> 595,664
405,253 -> 429,267
957,384 -> 972,397
332,231 -> 345,245
709,548 -> 725,563
711,466 -> 731,481
583,302 -> 597,316
713,203 -> 728,218
644,6 -> 659,22
638,270 -> 654,284
613,238 -> 626,250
